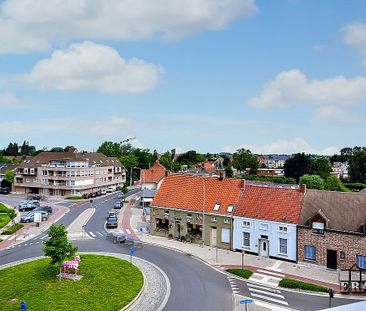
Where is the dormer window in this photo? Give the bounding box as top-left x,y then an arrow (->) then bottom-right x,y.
312,222 -> 325,235
213,203 -> 220,211
227,204 -> 234,213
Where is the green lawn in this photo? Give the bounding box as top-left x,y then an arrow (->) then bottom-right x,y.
0,214 -> 11,229
0,254 -> 143,311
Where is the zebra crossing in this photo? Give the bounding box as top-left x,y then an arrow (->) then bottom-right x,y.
247,283 -> 289,306
227,276 -> 240,294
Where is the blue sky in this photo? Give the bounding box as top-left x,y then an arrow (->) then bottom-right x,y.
0,0 -> 365,155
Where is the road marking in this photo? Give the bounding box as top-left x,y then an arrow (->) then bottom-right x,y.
29,243 -> 33,245
250,293 -> 289,306
248,288 -> 285,299
247,283 -> 281,293
257,269 -> 285,278
126,229 -> 131,234
96,232 -> 104,237
254,300 -> 290,311
40,235 -> 48,240
251,273 -> 281,281
88,232 -> 96,237
7,235 -> 15,241
24,243 -> 27,246
265,260 -> 283,272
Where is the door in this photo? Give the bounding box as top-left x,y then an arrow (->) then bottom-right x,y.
211,227 -> 217,246
327,249 -> 337,270
175,221 -> 181,239
259,239 -> 269,257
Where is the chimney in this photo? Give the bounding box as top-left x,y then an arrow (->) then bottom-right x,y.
219,171 -> 224,181
300,184 -> 306,193
240,179 -> 245,189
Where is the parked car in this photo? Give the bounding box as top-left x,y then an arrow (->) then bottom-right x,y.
91,192 -> 97,198
107,186 -> 116,193
95,190 -> 102,196
113,201 -> 123,209
101,189 -> 107,195
115,192 -> 124,199
20,210 -> 48,223
106,217 -> 118,228
107,211 -> 118,220
0,187 -> 10,194
33,206 -> 53,215
82,193 -> 91,199
18,200 -> 40,212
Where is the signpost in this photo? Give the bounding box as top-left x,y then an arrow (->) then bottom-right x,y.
129,247 -> 135,264
20,301 -> 27,311
34,212 -> 42,227
239,299 -> 253,311
328,288 -> 334,308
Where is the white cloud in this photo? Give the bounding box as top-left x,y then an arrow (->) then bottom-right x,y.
0,91 -> 21,107
312,105 -> 361,123
24,41 -> 164,94
0,0 -> 257,53
249,69 -> 366,108
222,137 -> 338,155
342,21 -> 366,67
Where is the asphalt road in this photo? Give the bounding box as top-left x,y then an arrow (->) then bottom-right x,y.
0,192 -> 361,311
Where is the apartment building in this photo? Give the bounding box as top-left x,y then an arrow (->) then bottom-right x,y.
13,149 -> 126,196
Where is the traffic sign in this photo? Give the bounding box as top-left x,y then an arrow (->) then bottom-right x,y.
240,299 -> 253,304
20,301 -> 27,311
129,247 -> 135,256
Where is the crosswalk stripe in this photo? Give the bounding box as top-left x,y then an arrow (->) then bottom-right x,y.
88,232 -> 96,237
247,283 -> 281,293
7,235 -> 15,241
248,288 -> 285,299
40,235 -> 48,240
96,232 -> 104,237
257,269 -> 285,278
252,272 -> 281,280
125,229 -> 131,234
250,293 -> 289,306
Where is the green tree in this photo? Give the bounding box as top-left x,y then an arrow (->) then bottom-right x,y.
324,175 -> 342,191
284,153 -> 312,182
300,174 -> 325,190
64,146 -> 76,152
349,149 -> 366,183
225,166 -> 234,178
5,170 -> 14,184
311,157 -> 332,180
43,224 -> 78,277
232,148 -> 258,172
97,141 -> 121,157
50,147 -> 64,152
177,150 -> 199,165
5,142 -> 19,156
20,141 -> 30,155
159,151 -> 173,171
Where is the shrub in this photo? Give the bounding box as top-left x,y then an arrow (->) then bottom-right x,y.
2,223 -> 24,235
65,196 -> 83,200
226,269 -> 253,279
343,182 -> 366,191
339,184 -> 352,192
300,174 -> 324,190
279,278 -> 328,292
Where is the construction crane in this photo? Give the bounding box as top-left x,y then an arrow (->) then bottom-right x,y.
120,137 -> 136,144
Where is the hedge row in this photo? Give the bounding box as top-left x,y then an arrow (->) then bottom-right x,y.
2,223 -> 24,235
65,196 -> 83,200
279,278 -> 328,293
226,268 -> 253,279
343,183 -> 366,191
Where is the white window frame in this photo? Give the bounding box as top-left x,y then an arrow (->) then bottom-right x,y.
242,221 -> 251,227
213,203 -> 220,211
211,217 -> 217,222
227,204 -> 234,213
279,238 -> 287,255
279,226 -> 288,233
221,228 -> 230,244
223,218 -> 230,224
243,232 -> 250,248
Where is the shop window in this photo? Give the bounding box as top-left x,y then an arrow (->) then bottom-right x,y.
357,255 -> 366,269
187,223 -> 202,238
156,218 -> 169,231
305,245 -> 316,261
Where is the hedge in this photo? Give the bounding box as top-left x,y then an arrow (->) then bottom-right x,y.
279,278 -> 328,293
343,183 -> 366,191
2,223 -> 24,235
226,268 -> 253,279
65,195 -> 83,200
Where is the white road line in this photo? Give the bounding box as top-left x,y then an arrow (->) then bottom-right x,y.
247,283 -> 281,293
40,235 -> 48,240
24,243 -> 27,246
252,272 -> 281,281
125,229 -> 131,234
7,235 -> 15,241
29,243 -> 33,245
36,242 -> 40,244
250,293 -> 289,306
232,290 -> 240,294
248,288 -> 285,299
256,269 -> 285,278
255,300 -> 290,311
96,232 -> 104,237
265,260 -> 283,272
88,232 -> 96,237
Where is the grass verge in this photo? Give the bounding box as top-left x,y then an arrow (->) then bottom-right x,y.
65,196 -> 83,200
0,254 -> 143,311
0,214 -> 11,229
0,203 -> 13,213
2,223 -> 24,235
226,268 -> 253,279
279,278 -> 328,292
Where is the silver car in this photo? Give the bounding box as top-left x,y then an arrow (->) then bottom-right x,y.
20,211 -> 48,223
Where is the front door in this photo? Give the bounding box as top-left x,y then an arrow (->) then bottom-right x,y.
211,227 -> 217,246
175,221 -> 181,239
259,239 -> 269,257
327,249 -> 337,270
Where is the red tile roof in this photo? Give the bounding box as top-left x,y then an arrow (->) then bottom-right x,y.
141,162 -> 167,183
151,174 -> 244,215
235,185 -> 304,224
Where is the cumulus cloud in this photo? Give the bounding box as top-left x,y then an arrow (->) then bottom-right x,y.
248,69 -> 366,108
0,0 -> 257,53
24,41 -> 164,94
222,137 -> 338,155
0,91 -> 21,107
342,21 -> 366,67
312,105 -> 361,123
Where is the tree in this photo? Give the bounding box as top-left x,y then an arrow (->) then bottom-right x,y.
300,174 -> 324,190
5,170 -> 14,184
43,224 -> 78,278
4,142 -> 19,156
232,148 -> 258,172
159,151 -> 173,171
310,157 -> 332,180
349,149 -> 366,183
97,141 -> 121,157
324,175 -> 342,191
20,141 -> 30,156
64,146 -> 76,152
50,147 -> 64,152
177,150 -> 199,165
284,153 -> 312,182
225,166 -> 234,178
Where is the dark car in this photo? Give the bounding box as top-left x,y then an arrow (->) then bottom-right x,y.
113,201 -> 123,209
90,192 -> 97,198
0,187 -> 10,194
82,193 -> 91,199
33,206 -> 53,215
115,192 -> 124,199
106,217 -> 118,229
95,190 -> 102,196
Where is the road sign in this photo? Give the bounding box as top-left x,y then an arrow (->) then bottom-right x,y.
130,247 -> 135,256
20,301 -> 27,311
34,212 -> 42,223
240,299 -> 253,304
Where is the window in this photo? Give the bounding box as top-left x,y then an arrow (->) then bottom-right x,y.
260,223 -> 269,231
312,222 -> 325,235
213,203 -> 220,211
357,255 -> 366,269
243,232 -> 250,247
25,178 -> 30,183
227,204 -> 234,213
24,168 -> 28,174
30,168 -> 34,174
340,251 -> 346,261
279,226 -> 288,233
155,218 -> 169,231
242,221 -> 250,227
223,218 -> 230,224
305,245 -> 316,261
279,238 -> 287,255
211,217 -> 217,222
221,228 -> 230,243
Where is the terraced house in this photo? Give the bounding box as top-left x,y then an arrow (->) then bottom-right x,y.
150,174 -> 244,249
13,148 -> 126,196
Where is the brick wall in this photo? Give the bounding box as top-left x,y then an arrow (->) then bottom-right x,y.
298,227 -> 366,269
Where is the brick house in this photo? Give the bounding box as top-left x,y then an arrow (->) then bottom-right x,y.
13,149 -> 126,196
233,184 -> 305,262
298,190 -> 366,270
150,174 -> 244,250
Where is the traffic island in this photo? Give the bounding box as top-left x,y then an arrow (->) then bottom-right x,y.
0,254 -> 143,311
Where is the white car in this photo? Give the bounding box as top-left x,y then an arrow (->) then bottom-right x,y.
101,189 -> 107,195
